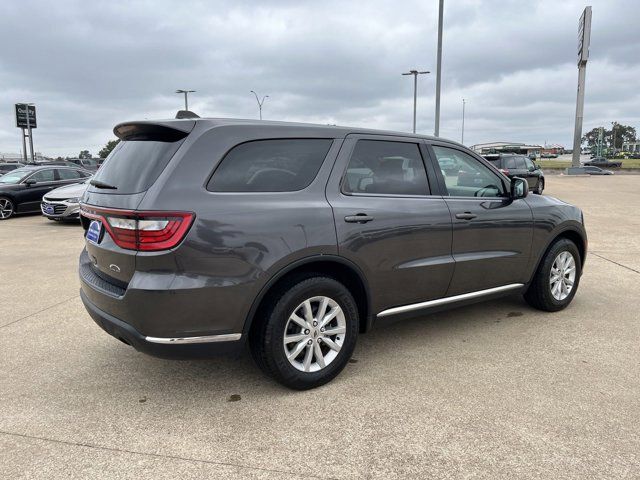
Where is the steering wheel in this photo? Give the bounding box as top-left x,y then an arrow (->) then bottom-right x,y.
474,184 -> 500,197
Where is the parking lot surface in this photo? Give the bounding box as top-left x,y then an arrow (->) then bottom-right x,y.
1,176 -> 639,479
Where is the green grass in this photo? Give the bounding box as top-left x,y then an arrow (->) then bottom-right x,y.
537,159 -> 640,169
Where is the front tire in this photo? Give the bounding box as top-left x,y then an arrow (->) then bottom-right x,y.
0,197 -> 15,220
250,276 -> 359,390
535,179 -> 544,195
524,238 -> 581,312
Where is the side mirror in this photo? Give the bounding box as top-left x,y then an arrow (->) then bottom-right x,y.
510,177 -> 528,199
24,178 -> 36,186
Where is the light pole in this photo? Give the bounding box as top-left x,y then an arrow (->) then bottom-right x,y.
434,0 -> 444,137
250,91 -> 269,120
175,89 -> 195,111
461,98 -> 466,144
401,70 -> 430,133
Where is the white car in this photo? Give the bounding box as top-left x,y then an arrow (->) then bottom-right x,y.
41,178 -> 90,221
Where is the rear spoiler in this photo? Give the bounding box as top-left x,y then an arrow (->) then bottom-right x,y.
113,120 -> 196,142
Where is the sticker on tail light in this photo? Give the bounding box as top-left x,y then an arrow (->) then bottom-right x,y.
80,206 -> 194,252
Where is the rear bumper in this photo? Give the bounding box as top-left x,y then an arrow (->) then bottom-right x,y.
80,289 -> 245,358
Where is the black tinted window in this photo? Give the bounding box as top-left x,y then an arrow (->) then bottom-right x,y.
208,139 -> 332,192
57,169 -> 83,180
504,157 -> 518,169
343,140 -> 429,196
90,140 -> 184,194
515,157 -> 527,169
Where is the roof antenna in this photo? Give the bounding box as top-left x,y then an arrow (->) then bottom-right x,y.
175,110 -> 200,119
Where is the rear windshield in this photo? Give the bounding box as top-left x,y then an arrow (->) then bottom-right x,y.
89,140 -> 184,194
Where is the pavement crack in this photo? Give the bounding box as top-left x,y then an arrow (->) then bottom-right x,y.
589,252 -> 640,275
0,295 -> 79,330
0,430 -> 336,480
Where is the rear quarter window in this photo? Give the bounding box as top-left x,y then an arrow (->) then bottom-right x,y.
207,139 -> 333,192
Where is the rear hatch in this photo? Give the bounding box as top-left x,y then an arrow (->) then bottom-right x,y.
81,121 -> 195,287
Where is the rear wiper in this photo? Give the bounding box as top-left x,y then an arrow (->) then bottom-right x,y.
90,179 -> 117,189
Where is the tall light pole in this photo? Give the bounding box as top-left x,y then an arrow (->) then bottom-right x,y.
175,89 -> 195,111
250,91 -> 269,120
401,70 -> 430,133
434,0 -> 444,137
461,98 -> 466,144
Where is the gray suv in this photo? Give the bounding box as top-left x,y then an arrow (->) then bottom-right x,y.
79,119 -> 587,389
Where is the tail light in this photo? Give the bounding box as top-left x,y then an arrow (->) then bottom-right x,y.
80,206 -> 194,251
499,168 -> 510,175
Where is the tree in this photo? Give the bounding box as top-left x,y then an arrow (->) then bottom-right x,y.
99,139 -> 120,159
78,150 -> 92,159
582,123 -> 637,150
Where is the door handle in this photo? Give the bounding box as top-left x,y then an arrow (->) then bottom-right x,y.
344,214 -> 374,223
455,212 -> 477,220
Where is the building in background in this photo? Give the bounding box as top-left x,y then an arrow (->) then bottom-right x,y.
542,143 -> 566,155
0,152 -> 47,162
471,142 -> 543,158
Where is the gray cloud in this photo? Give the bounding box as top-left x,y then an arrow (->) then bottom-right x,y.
0,0 -> 638,156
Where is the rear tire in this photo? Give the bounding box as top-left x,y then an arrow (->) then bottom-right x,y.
0,197 -> 14,220
524,238 -> 581,312
535,179 -> 544,195
250,275 -> 359,390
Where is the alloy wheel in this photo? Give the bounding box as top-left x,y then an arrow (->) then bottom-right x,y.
549,251 -> 576,301
283,296 -> 346,373
0,198 -> 13,219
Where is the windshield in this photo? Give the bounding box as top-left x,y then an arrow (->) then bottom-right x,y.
0,169 -> 30,184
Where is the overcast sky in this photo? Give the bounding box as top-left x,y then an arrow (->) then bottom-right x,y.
1,0 -> 639,157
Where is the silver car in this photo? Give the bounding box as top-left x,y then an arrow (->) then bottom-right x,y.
41,179 -> 90,221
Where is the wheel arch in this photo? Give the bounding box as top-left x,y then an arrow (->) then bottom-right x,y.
243,255 -> 373,336
531,225 -> 587,279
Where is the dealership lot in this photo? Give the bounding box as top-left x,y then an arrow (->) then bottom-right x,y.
1,176 -> 638,479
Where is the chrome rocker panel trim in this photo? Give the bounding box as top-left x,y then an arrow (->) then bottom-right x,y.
377,283 -> 524,318
145,333 -> 242,344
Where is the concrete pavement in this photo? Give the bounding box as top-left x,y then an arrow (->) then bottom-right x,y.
1,176 -> 638,479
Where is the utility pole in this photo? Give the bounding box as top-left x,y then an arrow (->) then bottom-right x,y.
570,6 -> 592,172
250,91 -> 269,120
401,70 -> 430,133
175,89 -> 195,110
461,98 -> 466,144
434,0 -> 444,137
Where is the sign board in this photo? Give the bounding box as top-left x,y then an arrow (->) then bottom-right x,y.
15,104 -> 37,129
577,6 -> 592,65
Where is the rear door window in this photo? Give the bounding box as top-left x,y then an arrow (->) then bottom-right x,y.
57,169 -> 84,180
89,140 -> 184,194
514,157 -> 527,169
504,157 -> 518,169
342,140 -> 429,196
207,139 -> 333,192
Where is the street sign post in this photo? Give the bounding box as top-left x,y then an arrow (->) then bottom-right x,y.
15,104 -> 37,164
569,6 -> 592,172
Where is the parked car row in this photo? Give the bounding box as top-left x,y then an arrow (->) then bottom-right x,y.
0,165 -> 92,220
